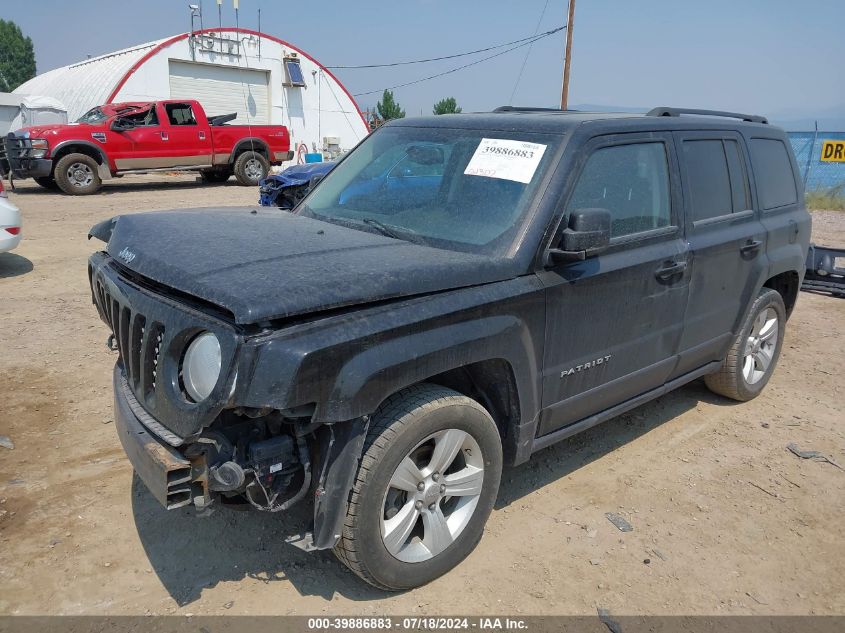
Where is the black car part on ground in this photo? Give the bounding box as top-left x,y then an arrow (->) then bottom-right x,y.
802,244 -> 845,297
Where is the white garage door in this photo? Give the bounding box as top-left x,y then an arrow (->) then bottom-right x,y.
168,61 -> 270,125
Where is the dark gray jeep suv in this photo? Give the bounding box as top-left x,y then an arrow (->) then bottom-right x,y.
88,106 -> 810,590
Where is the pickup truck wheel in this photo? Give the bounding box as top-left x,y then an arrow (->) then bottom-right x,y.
54,153 -> 101,195
704,288 -> 786,401
334,384 -> 502,591
233,151 -> 269,186
34,176 -> 59,190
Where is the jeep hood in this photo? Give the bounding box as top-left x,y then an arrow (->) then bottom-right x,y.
99,208 -> 517,324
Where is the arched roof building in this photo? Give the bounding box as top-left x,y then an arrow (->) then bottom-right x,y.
16,28 -> 368,160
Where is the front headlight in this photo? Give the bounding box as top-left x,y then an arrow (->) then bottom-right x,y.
182,332 -> 222,402
29,139 -> 48,159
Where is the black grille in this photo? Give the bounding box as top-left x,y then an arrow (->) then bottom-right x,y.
94,277 -> 164,399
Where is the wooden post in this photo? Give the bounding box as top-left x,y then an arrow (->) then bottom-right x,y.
560,0 -> 576,110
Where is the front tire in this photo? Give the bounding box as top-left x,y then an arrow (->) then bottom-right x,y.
334,384 -> 502,591
54,153 -> 101,195
704,288 -> 786,401
233,151 -> 270,186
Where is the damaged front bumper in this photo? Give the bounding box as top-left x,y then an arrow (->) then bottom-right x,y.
113,364 -> 197,509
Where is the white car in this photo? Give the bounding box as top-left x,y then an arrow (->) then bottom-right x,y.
0,178 -> 21,253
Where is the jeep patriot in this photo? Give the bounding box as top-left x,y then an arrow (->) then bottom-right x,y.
87,106 -> 810,589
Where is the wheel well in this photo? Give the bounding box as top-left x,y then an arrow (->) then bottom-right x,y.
764,271 -> 800,319
232,141 -> 269,162
52,144 -> 105,169
425,359 -> 520,462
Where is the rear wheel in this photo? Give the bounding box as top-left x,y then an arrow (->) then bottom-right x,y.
334,384 -> 502,591
34,176 -> 59,190
233,151 -> 269,186
54,153 -> 101,195
704,288 -> 786,401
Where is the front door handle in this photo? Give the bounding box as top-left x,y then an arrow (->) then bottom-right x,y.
655,260 -> 687,281
740,239 -> 763,255
160,131 -> 169,141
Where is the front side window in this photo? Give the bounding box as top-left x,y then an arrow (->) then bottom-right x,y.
298,126 -> 561,254
750,138 -> 798,210
567,142 -> 671,238
121,107 -> 159,127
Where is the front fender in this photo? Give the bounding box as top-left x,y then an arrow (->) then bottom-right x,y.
240,277 -> 546,434
319,315 -> 536,423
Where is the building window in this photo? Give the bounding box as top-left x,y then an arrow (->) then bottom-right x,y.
284,57 -> 306,87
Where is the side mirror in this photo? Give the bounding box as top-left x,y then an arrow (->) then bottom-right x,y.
549,208 -> 612,263
110,118 -> 135,132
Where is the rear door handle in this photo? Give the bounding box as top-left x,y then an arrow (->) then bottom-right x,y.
160,131 -> 169,141
655,260 -> 687,281
740,239 -> 763,255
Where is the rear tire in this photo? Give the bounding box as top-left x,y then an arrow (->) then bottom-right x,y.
704,288 -> 786,401
54,153 -> 101,195
34,176 -> 59,190
233,151 -> 270,186
334,384 -> 502,591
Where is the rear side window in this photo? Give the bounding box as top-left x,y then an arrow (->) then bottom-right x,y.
567,142 -> 671,238
750,138 -> 798,209
682,138 -> 752,222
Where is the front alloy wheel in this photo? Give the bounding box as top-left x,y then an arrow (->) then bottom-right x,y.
334,384 -> 502,591
381,429 -> 484,563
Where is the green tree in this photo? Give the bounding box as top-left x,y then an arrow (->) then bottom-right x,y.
433,97 -> 462,115
376,89 -> 405,121
0,20 -> 36,92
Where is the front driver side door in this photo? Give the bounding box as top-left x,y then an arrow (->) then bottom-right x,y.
536,133 -> 690,436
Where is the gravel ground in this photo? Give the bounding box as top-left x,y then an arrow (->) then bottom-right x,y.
0,175 -> 843,615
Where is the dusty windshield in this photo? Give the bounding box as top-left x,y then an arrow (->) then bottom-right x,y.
298,125 -> 560,254
76,107 -> 107,124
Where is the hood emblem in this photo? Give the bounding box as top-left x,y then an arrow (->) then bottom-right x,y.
117,247 -> 136,264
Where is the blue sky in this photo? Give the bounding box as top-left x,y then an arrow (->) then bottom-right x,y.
5,0 -> 844,127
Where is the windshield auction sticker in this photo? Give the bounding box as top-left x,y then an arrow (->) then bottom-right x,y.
464,138 -> 547,183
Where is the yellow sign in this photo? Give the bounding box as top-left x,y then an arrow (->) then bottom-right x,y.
821,140 -> 845,162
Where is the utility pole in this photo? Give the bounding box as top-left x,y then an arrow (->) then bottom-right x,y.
560,0 -> 576,110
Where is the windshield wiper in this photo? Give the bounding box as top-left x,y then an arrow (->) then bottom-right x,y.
361,217 -> 413,241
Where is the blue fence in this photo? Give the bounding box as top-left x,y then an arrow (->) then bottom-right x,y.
788,132 -> 845,192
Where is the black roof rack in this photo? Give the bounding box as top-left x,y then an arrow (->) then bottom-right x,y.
647,107 -> 768,124
493,106 -> 579,113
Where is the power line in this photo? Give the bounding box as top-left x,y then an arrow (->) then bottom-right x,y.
352,27 -> 565,98
329,26 -> 564,70
509,0 -> 551,105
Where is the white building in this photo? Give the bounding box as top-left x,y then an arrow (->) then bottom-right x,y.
15,28 -> 368,162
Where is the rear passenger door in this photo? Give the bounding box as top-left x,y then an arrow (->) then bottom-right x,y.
671,132 -> 768,377
160,102 -> 213,168
537,133 -> 690,436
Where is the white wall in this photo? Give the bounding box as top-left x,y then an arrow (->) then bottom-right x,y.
113,30 -> 368,165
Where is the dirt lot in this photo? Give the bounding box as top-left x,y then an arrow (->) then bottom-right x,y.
0,175 -> 843,616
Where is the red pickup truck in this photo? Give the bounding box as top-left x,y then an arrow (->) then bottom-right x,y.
0,99 -> 291,194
